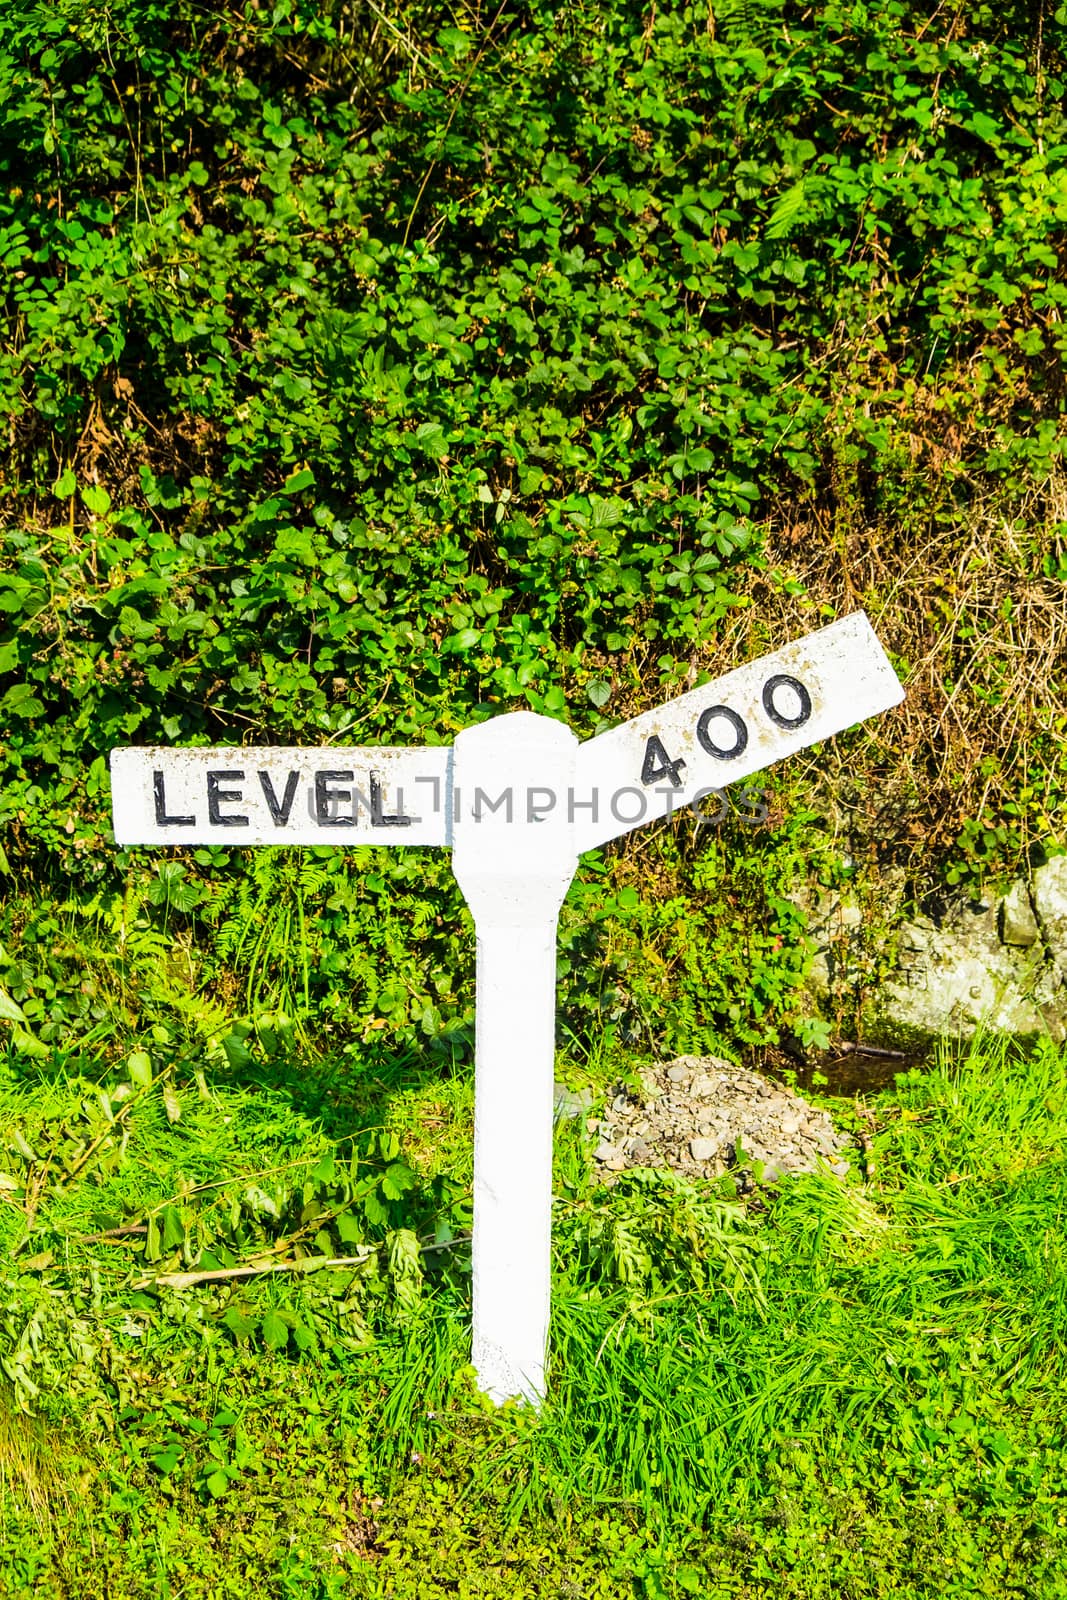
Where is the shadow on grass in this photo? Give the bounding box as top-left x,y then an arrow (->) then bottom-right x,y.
206,1032 -> 475,1147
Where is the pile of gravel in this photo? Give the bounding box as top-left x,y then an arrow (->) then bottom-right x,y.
559,1054 -> 852,1186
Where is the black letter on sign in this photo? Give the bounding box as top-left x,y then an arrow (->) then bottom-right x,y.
641,734 -> 686,789
153,771 -> 195,827
259,770 -> 299,827
696,705 -> 748,760
370,773 -> 416,827
762,673 -> 812,730
315,770 -> 355,827
207,770 -> 249,827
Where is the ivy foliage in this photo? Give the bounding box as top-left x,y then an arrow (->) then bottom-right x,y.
1,0 -> 1065,1046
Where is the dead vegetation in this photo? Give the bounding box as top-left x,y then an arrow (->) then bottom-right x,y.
713,471 -> 1067,886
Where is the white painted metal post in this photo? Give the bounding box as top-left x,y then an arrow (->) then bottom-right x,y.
109,612 -> 905,1410
451,712 -> 579,1404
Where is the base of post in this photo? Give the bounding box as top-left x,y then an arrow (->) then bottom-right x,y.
472,1332 -> 545,1408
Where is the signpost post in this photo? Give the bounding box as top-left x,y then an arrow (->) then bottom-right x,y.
111,611 -> 903,1405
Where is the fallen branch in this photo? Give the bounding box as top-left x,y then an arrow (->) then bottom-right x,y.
831,1042 -> 913,1060
77,1224 -> 149,1243
132,1253 -> 376,1290
131,1234 -> 471,1291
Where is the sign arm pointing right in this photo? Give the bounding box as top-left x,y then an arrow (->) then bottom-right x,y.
571,613 -> 903,852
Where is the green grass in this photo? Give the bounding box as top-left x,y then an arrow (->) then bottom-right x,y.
1,1035 -> 1066,1597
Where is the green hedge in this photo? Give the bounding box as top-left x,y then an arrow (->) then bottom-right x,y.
2,0 -> 1064,1050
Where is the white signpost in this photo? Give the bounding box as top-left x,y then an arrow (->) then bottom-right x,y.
110,611 -> 903,1404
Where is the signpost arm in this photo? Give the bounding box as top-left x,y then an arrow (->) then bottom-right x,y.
451,712 -> 579,1405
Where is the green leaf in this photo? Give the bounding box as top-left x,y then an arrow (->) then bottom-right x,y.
336,1211 -> 363,1245
53,468 -> 77,498
204,1468 -> 230,1499
222,1033 -> 255,1071
413,422 -> 448,460
965,111 -> 1001,144
766,177 -> 816,240
381,1161 -> 416,1201
261,1311 -> 289,1351
0,987 -> 26,1024
161,1205 -> 185,1250
310,1153 -> 336,1185
2,685 -> 44,719
223,1307 -> 257,1343
12,1027 -> 48,1059
442,628 -> 480,652
128,1050 -> 152,1089
587,680 -> 612,709
436,26 -> 471,58
145,1215 -> 162,1263
281,467 -> 316,494
290,1319 -> 316,1353
151,1444 -> 183,1475
81,484 -> 112,515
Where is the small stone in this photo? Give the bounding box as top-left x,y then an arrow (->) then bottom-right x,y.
689,1136 -> 719,1162
593,1142 -> 619,1163
1033,857 -> 1067,961
667,1064 -> 692,1084
690,1074 -> 719,1098
1000,882 -> 1039,949
830,1160 -> 850,1177
553,1083 -> 594,1120
779,1114 -> 801,1137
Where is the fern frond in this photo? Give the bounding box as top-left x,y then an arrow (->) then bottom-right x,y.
713,0 -> 786,53
765,176 -> 823,240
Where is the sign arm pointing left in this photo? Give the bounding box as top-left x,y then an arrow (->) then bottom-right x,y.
110,745 -> 454,847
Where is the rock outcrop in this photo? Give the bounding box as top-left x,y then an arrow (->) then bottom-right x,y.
803,856 -> 1067,1046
